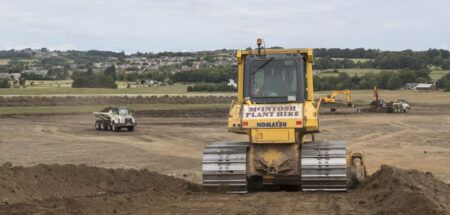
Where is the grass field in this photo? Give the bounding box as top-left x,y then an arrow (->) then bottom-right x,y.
0,103 -> 229,115
0,59 -> 10,65
332,58 -> 373,63
319,68 -> 450,81
319,68 -> 387,77
0,90 -> 448,115
22,80 -> 164,89
0,83 -> 196,95
430,70 -> 450,80
315,57 -> 373,63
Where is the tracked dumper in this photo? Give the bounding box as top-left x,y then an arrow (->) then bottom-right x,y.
202,39 -> 367,193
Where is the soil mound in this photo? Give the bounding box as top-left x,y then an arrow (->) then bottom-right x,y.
1,163 -> 449,214
0,163 -> 201,206
354,165 -> 450,215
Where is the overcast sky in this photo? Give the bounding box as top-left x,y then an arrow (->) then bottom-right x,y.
0,0 -> 449,53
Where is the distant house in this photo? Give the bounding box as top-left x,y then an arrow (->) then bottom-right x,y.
413,83 -> 435,91
143,79 -> 161,87
22,69 -> 48,77
404,83 -> 419,89
0,73 -> 9,79
0,73 -> 20,80
228,79 -> 237,88
404,83 -> 436,91
9,73 -> 21,80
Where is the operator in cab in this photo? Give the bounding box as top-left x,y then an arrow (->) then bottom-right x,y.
251,61 -> 297,98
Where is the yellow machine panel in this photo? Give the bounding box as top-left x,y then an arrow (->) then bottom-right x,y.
250,128 -> 296,143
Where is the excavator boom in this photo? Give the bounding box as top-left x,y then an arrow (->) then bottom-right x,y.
321,90 -> 352,106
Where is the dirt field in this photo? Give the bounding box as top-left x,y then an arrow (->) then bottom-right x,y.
0,106 -> 449,214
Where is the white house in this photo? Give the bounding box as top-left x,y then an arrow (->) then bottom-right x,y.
413,83 -> 435,91
227,79 -> 237,88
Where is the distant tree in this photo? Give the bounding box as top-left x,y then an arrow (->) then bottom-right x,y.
437,73 -> 450,92
386,74 -> 403,90
72,71 -> 117,89
203,56 -> 216,63
341,59 -> 356,68
0,78 -> 10,88
358,73 -> 378,89
125,73 -> 138,82
104,65 -> 117,81
95,74 -> 117,88
117,72 -> 126,81
86,67 -> 94,76
413,69 -> 432,83
172,66 -> 236,83
39,57 -> 67,67
398,69 -> 417,84
377,71 -> 392,89
6,59 -> 27,73
415,77 -> 428,83
19,77 -> 26,87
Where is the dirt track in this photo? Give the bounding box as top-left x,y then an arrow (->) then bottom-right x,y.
0,107 -> 449,214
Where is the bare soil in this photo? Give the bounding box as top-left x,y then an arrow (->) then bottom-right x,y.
0,106 -> 449,214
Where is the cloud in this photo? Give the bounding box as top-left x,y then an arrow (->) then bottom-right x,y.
0,0 -> 449,53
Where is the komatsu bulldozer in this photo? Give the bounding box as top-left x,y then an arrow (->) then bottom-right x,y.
202,39 -> 367,193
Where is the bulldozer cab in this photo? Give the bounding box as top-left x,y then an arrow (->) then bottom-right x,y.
244,54 -> 306,104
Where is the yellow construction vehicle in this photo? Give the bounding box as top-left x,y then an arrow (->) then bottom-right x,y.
321,90 -> 352,106
202,39 -> 366,193
318,90 -> 353,112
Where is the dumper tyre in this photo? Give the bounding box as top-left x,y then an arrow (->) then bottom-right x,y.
100,121 -> 108,131
95,120 -> 101,130
112,122 -> 120,132
127,126 -> 134,132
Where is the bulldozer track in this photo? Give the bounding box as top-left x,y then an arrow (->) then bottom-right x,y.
301,141 -> 347,191
202,142 -> 249,193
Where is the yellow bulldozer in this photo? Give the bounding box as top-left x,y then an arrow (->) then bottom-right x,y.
202,39 -> 366,193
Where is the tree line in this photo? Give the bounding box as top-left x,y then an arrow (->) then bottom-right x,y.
72,66 -> 117,89
187,83 -> 235,92
172,66 -> 236,83
314,49 -> 450,70
437,73 -> 450,92
314,69 -> 433,91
